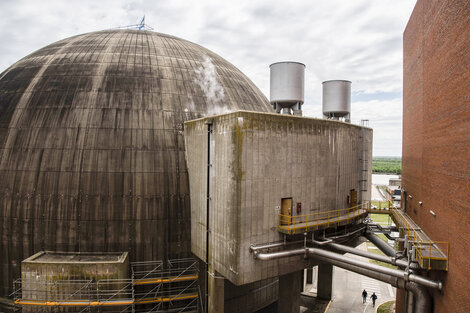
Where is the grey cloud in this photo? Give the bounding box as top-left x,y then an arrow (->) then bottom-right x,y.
0,0 -> 417,156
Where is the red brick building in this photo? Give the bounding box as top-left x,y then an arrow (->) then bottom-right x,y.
401,0 -> 470,312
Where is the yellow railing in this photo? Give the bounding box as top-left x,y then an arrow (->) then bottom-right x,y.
390,209 -> 449,270
278,203 -> 370,233
277,200 -> 449,270
366,200 -> 395,212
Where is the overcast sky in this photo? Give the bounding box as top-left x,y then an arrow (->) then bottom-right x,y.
0,0 -> 417,157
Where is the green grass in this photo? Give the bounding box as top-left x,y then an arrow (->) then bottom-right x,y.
377,300 -> 395,313
370,214 -> 393,225
373,157 -> 401,174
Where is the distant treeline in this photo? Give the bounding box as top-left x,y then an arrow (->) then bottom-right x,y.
372,157 -> 402,174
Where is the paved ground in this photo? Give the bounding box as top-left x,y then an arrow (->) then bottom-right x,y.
371,185 -> 385,201
326,244 -> 396,313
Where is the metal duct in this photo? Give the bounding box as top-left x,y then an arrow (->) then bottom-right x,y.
308,255 -> 431,313
322,241 -> 418,269
250,240 -> 303,252
364,231 -> 397,257
253,247 -> 438,313
306,248 -> 441,290
254,249 -> 305,261
253,248 -> 441,290
407,281 -> 432,313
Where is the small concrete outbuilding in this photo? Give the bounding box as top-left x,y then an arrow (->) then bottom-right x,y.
19,251 -> 128,311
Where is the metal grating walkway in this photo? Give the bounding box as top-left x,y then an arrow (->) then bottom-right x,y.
277,201 -> 449,271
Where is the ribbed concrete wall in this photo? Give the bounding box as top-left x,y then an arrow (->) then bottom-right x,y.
402,1 -> 470,312
0,29 -> 273,297
185,111 -> 372,285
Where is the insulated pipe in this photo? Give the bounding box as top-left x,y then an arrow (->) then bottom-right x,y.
253,248 -> 442,290
308,256 -> 431,313
368,222 -> 398,232
254,249 -> 305,261
305,248 -> 441,290
407,281 -> 432,313
364,231 -> 396,257
323,241 -> 418,269
250,240 -> 303,252
311,253 -> 405,289
322,226 -> 366,241
311,239 -> 333,246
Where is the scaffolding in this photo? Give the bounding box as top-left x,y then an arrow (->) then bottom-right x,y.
12,258 -> 201,313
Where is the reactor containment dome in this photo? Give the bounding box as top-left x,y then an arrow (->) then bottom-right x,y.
0,29 -> 272,296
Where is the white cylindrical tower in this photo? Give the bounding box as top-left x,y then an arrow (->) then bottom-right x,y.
322,80 -> 351,121
270,62 -> 305,115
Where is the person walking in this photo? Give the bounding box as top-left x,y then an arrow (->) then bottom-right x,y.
362,289 -> 367,303
371,292 -> 378,307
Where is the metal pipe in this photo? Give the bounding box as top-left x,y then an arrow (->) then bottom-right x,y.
323,226 -> 366,241
311,239 -> 333,246
364,231 -> 396,257
324,241 -> 418,269
307,255 -> 431,313
306,248 -> 441,290
250,242 -> 285,252
253,248 -> 441,290
310,253 -> 405,289
407,281 -> 432,313
250,240 -> 303,252
368,222 -> 398,232
253,249 -> 305,261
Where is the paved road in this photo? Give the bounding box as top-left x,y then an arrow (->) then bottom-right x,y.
371,185 -> 385,201
326,245 -> 396,313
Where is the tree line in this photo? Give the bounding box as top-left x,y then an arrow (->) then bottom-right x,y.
372,157 -> 401,175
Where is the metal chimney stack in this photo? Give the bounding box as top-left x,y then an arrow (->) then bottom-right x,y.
270,62 -> 305,116
322,80 -> 351,122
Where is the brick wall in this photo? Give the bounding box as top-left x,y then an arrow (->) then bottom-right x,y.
402,0 -> 470,312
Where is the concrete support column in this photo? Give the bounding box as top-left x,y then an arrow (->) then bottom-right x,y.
317,262 -> 333,300
279,271 -> 302,313
208,268 -> 224,313
306,267 -> 313,284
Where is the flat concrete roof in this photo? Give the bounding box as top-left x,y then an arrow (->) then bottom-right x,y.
23,251 -> 128,264
184,110 -> 372,130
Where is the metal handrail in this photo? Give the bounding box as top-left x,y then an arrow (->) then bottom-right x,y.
390,208 -> 449,270
278,202 -> 371,233
277,200 -> 449,270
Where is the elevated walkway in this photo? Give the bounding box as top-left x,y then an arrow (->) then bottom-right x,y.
278,205 -> 369,235
391,208 -> 448,270
278,201 -> 449,271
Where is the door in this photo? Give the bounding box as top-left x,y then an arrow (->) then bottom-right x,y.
349,189 -> 358,208
280,198 -> 292,225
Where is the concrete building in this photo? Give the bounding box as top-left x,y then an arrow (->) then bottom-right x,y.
20,251 -> 129,309
401,0 -> 470,312
185,111 -> 373,312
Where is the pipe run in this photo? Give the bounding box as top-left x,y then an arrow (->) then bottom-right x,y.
250,240 -> 303,252
364,231 -> 397,257
321,241 -> 418,270
253,247 -> 442,291
303,253 -> 432,313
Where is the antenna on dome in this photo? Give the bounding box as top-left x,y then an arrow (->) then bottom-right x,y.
138,16 -> 146,30
111,16 -> 154,31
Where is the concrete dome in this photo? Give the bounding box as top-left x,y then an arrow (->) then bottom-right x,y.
0,29 -> 272,295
